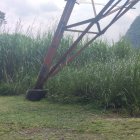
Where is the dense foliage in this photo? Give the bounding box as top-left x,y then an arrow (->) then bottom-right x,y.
125,15 -> 140,48
0,31 -> 140,116
0,11 -> 6,26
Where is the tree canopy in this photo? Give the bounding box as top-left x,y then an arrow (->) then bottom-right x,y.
0,11 -> 6,26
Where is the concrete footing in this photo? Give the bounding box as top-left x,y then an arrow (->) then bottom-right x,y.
26,89 -> 47,101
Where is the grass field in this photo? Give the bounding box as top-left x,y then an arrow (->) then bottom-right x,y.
0,31 -> 140,139
0,96 -> 140,140
0,32 -> 140,115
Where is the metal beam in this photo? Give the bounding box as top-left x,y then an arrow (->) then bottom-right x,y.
34,0 -> 76,89
48,0 -> 140,78
26,0 -> 140,101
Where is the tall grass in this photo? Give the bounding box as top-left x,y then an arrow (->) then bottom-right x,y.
0,28 -> 140,116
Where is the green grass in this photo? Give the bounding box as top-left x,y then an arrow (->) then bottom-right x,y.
0,31 -> 140,115
0,96 -> 140,140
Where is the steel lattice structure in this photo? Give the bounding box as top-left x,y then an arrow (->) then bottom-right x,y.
26,0 -> 140,101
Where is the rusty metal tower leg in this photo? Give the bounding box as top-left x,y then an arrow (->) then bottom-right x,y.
26,0 -> 140,101
26,0 -> 76,101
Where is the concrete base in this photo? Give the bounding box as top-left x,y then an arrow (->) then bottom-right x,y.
26,89 -> 47,101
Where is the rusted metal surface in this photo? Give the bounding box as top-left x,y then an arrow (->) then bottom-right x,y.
33,0 -> 140,89
65,29 -> 98,34
34,0 -> 76,89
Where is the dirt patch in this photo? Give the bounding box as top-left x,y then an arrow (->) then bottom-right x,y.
18,127 -> 104,140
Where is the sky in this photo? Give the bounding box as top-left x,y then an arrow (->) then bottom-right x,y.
0,0 -> 140,42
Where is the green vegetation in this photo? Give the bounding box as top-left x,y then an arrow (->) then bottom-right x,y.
0,96 -> 140,140
125,15 -> 140,48
0,29 -> 140,116
0,11 -> 6,26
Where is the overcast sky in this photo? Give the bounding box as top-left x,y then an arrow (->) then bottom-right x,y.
1,0 -> 140,42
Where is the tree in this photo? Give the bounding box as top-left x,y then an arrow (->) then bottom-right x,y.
125,15 -> 140,48
0,11 -> 6,26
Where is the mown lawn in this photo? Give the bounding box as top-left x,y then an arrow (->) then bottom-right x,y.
0,96 -> 139,140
